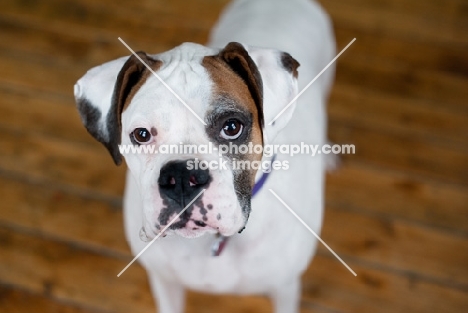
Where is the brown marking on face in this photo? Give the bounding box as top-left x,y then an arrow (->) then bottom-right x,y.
202,49 -> 263,185
217,42 -> 263,128
150,127 -> 158,136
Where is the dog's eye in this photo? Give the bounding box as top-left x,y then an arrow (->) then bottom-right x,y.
132,128 -> 151,144
220,119 -> 243,140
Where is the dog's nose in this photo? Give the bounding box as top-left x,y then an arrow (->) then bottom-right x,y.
158,159 -> 210,206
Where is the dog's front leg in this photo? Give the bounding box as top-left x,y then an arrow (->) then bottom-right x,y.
148,273 -> 185,313
269,278 -> 301,313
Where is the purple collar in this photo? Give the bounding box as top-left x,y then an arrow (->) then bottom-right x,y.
211,156 -> 275,256
251,154 -> 276,197
251,167 -> 273,197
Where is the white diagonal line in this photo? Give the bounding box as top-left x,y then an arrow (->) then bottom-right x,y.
269,189 -> 357,276
268,38 -> 356,125
117,189 -> 206,277
118,37 -> 207,125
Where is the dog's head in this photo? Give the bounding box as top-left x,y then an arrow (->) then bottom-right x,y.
74,42 -> 299,239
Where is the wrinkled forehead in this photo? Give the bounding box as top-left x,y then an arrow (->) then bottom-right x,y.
122,43 -> 258,130
122,44 -> 217,125
154,43 -> 218,87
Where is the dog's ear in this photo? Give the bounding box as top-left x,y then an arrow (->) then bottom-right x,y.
244,45 -> 300,144
74,52 -> 159,165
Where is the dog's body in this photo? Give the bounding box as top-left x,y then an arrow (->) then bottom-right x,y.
74,0 -> 335,312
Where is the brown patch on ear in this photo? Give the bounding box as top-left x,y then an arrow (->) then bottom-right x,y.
107,52 -> 162,165
202,42 -> 264,186
281,52 -> 300,78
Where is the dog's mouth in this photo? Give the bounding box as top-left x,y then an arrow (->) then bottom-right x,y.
174,225 -> 219,238
139,219 -> 224,242
139,224 -> 230,256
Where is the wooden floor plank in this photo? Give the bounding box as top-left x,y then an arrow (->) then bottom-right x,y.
0,86 -> 93,145
320,207 -> 468,287
333,27 -> 468,78
334,53 -> 468,112
0,0 -> 224,59
329,123 -> 468,185
326,163 -> 468,233
0,226 -> 153,313
0,0 -> 227,32
0,175 -> 126,255
333,0 -> 467,25
303,255 -> 468,313
0,15 -> 125,67
321,0 -> 468,45
329,84 -> 468,146
0,13 -> 200,68
0,128 -> 126,197
0,284 -> 105,313
0,48 -> 89,97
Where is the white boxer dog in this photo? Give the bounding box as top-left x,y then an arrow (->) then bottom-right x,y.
74,0 -> 335,312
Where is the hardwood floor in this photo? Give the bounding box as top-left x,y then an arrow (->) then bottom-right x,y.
0,0 -> 467,312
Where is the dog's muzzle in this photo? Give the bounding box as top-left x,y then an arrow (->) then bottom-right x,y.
158,159 -> 211,206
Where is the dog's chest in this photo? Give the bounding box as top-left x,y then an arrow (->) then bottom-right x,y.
144,234 -> 285,294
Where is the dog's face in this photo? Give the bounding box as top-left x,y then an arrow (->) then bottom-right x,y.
74,42 -> 299,240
